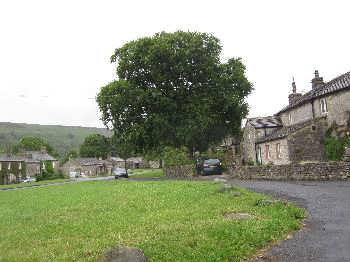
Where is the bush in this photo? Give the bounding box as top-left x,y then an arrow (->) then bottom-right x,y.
325,136 -> 345,161
36,161 -> 64,181
161,147 -> 192,167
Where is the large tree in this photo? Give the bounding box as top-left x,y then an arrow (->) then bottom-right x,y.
79,134 -> 110,159
14,136 -> 55,155
97,31 -> 252,154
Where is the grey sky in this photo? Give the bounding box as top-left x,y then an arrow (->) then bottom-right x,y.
0,0 -> 349,128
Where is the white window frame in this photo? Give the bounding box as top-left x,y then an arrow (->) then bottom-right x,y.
276,143 -> 281,159
288,113 -> 292,124
320,98 -> 328,114
258,146 -> 262,164
265,145 -> 270,159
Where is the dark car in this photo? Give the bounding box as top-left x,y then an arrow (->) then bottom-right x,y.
113,168 -> 129,179
197,158 -> 223,175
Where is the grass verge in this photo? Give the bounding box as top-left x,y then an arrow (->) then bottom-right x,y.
0,180 -> 305,261
0,178 -> 70,189
130,168 -> 165,178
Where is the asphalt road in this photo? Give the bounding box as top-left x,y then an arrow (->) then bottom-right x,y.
231,179 -> 350,262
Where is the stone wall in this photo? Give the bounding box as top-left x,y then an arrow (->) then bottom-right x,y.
242,122 -> 257,164
164,165 -> 194,178
280,102 -> 313,126
230,161 -> 350,181
313,89 -> 350,127
288,117 -> 328,163
257,137 -> 290,165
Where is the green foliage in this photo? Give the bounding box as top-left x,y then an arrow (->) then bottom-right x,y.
13,136 -> 56,156
61,150 -> 79,165
247,160 -> 255,166
36,162 -> 64,182
80,134 -> 111,159
325,136 -> 347,161
0,162 -> 26,184
161,146 -> 192,167
0,122 -> 111,157
97,31 -> 252,154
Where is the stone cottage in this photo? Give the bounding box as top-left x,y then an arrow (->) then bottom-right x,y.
242,116 -> 282,164
0,149 -> 58,184
61,158 -> 109,177
21,150 -> 58,177
243,70 -> 350,165
0,155 -> 26,184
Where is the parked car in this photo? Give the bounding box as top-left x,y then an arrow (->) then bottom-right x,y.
113,167 -> 129,179
197,158 -> 223,175
22,177 -> 36,183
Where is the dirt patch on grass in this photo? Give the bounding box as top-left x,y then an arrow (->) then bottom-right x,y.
224,212 -> 254,220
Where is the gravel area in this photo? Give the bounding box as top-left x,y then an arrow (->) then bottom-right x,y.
231,179 -> 350,262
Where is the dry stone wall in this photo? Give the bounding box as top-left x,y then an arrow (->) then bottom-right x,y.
230,161 -> 350,181
164,165 -> 194,178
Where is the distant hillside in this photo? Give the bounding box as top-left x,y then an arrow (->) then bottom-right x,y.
0,122 -> 112,157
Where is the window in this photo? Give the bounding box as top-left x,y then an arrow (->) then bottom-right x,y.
18,162 -> 22,170
265,145 -> 270,159
288,113 -> 292,124
320,98 -> 328,114
8,162 -> 11,170
257,146 -> 262,164
276,143 -> 281,159
0,162 -> 2,171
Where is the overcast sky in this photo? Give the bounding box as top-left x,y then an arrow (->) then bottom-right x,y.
0,0 -> 349,128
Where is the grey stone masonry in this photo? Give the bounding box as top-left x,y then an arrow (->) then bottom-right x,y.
344,147 -> 350,162
230,161 -> 350,181
164,165 -> 194,178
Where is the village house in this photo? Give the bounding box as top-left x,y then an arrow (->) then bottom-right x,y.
242,70 -> 350,165
0,149 -> 58,184
61,158 -> 109,177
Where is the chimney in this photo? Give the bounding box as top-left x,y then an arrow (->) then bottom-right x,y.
40,146 -> 47,154
311,70 -> 324,89
288,77 -> 302,105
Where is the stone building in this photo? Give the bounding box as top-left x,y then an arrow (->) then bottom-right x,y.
21,150 -> 59,177
242,70 -> 350,165
0,155 -> 26,184
0,150 -> 58,184
242,116 -> 282,164
61,158 -> 108,177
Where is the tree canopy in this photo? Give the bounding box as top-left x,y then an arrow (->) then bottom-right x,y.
79,134 -> 110,159
97,31 -> 252,155
14,136 -> 55,155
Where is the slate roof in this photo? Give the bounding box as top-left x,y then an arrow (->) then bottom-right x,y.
0,155 -> 25,162
0,151 -> 57,163
247,116 -> 282,128
109,157 -> 125,162
127,157 -> 144,163
278,71 -> 350,114
24,151 -> 57,161
73,158 -> 104,166
255,117 -> 325,144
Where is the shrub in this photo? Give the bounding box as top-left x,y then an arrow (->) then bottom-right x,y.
161,147 -> 192,167
325,136 -> 345,161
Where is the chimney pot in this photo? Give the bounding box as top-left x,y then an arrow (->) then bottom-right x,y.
312,70 -> 324,89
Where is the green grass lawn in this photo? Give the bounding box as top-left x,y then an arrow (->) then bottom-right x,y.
130,168 -> 165,178
0,178 -> 70,189
0,180 -> 305,261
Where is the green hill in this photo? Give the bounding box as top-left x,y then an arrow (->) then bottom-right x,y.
0,122 -> 111,157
